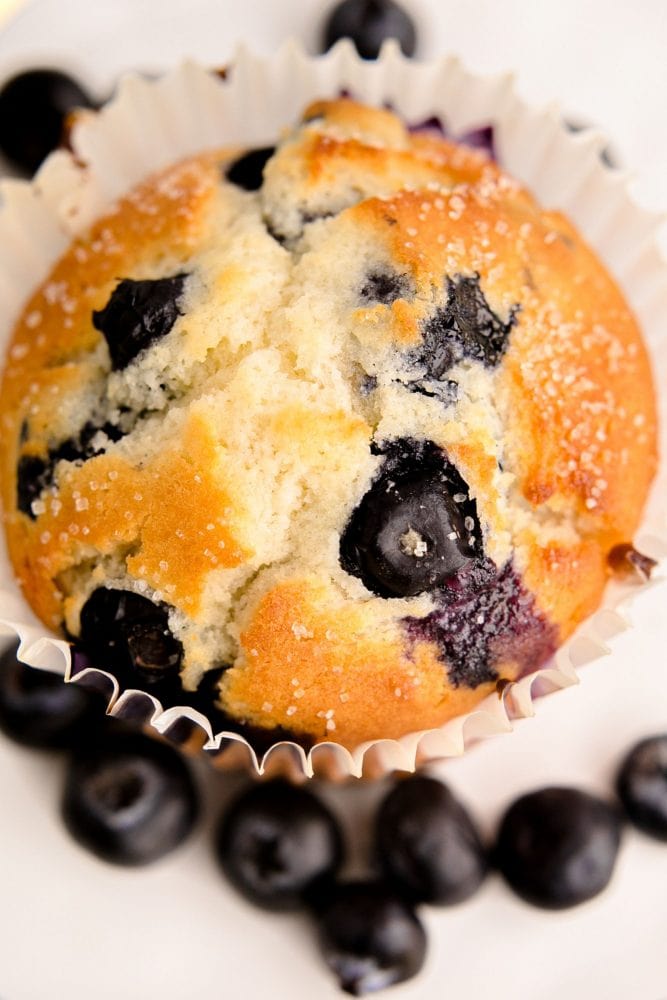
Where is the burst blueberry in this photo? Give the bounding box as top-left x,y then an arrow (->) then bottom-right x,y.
376,775 -> 488,905
322,0 -> 417,60
215,779 -> 343,911
92,273 -> 189,370
0,68 -> 95,174
360,269 -> 412,306
411,273 -> 518,379
494,787 -> 622,909
616,735 -> 667,841
340,438 -> 479,598
312,880 -> 427,996
16,420 -> 125,519
62,727 -> 199,866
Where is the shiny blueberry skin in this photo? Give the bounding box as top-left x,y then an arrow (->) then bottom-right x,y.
616,735 -> 667,842
340,439 -> 479,598
0,640 -> 101,750
495,787 -> 622,909
62,728 -> 199,866
216,779 -> 343,911
376,775 -> 488,905
0,68 -> 95,174
78,587 -> 183,691
322,0 -> 417,60
92,273 -> 189,370
225,146 -> 275,191
313,880 -> 427,996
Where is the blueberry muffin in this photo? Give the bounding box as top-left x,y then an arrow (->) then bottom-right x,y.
0,99 -> 657,751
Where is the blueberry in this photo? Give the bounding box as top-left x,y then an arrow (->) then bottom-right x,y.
403,559 -> 558,689
16,420 -> 125,519
225,147 -> 275,191
413,274 -> 518,379
360,270 -> 412,306
312,880 -> 427,996
459,125 -> 496,159
376,775 -> 488,905
322,0 -> 417,60
0,640 -> 102,750
92,273 -> 189,370
340,439 -> 479,598
16,453 -> 50,519
62,728 -> 199,865
616,735 -> 667,841
494,787 -> 622,909
215,779 -> 343,911
78,588 -> 183,689
0,68 -> 95,174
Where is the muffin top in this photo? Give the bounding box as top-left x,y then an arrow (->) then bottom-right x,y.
0,99 -> 657,750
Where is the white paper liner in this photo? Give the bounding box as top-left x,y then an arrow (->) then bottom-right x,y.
0,42 -> 665,780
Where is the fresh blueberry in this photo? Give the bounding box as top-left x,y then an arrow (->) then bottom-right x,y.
215,779 -> 343,911
312,880 -> 427,996
616,735 -> 667,842
412,274 -> 518,379
376,775 -> 488,905
0,68 -> 95,174
322,0 -> 417,60
78,588 -> 183,689
92,273 -> 189,370
494,787 -> 622,909
340,438 -> 479,598
360,270 -> 412,306
225,146 -> 275,191
62,727 -> 199,865
0,640 -> 102,750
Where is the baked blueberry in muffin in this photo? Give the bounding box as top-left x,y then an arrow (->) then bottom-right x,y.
0,99 -> 657,750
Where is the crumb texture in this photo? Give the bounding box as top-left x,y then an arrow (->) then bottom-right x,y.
0,99 -> 657,749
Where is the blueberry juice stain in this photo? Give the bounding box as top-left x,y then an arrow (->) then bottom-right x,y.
340,437 -> 557,690
403,560 -> 558,689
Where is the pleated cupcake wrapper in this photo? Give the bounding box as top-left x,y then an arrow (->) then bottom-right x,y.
0,43 -> 665,780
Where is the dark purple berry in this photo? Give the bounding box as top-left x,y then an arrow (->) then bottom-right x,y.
616,735 -> 667,841
313,880 -> 426,996
360,270 -> 412,306
459,125 -> 496,159
322,0 -> 417,60
16,453 -> 50,519
495,787 -> 622,909
92,273 -> 189,370
403,559 -> 557,689
413,273 -> 518,379
376,775 -> 488,905
215,779 -> 343,911
78,588 -> 183,689
17,420 -> 125,519
0,640 -> 102,750
62,728 -> 199,866
225,146 -> 275,191
0,68 -> 95,174
340,439 -> 479,598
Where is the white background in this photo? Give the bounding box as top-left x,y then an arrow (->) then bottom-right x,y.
0,2 -> 666,999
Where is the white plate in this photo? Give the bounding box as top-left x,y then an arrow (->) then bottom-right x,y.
0,3 -> 666,999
